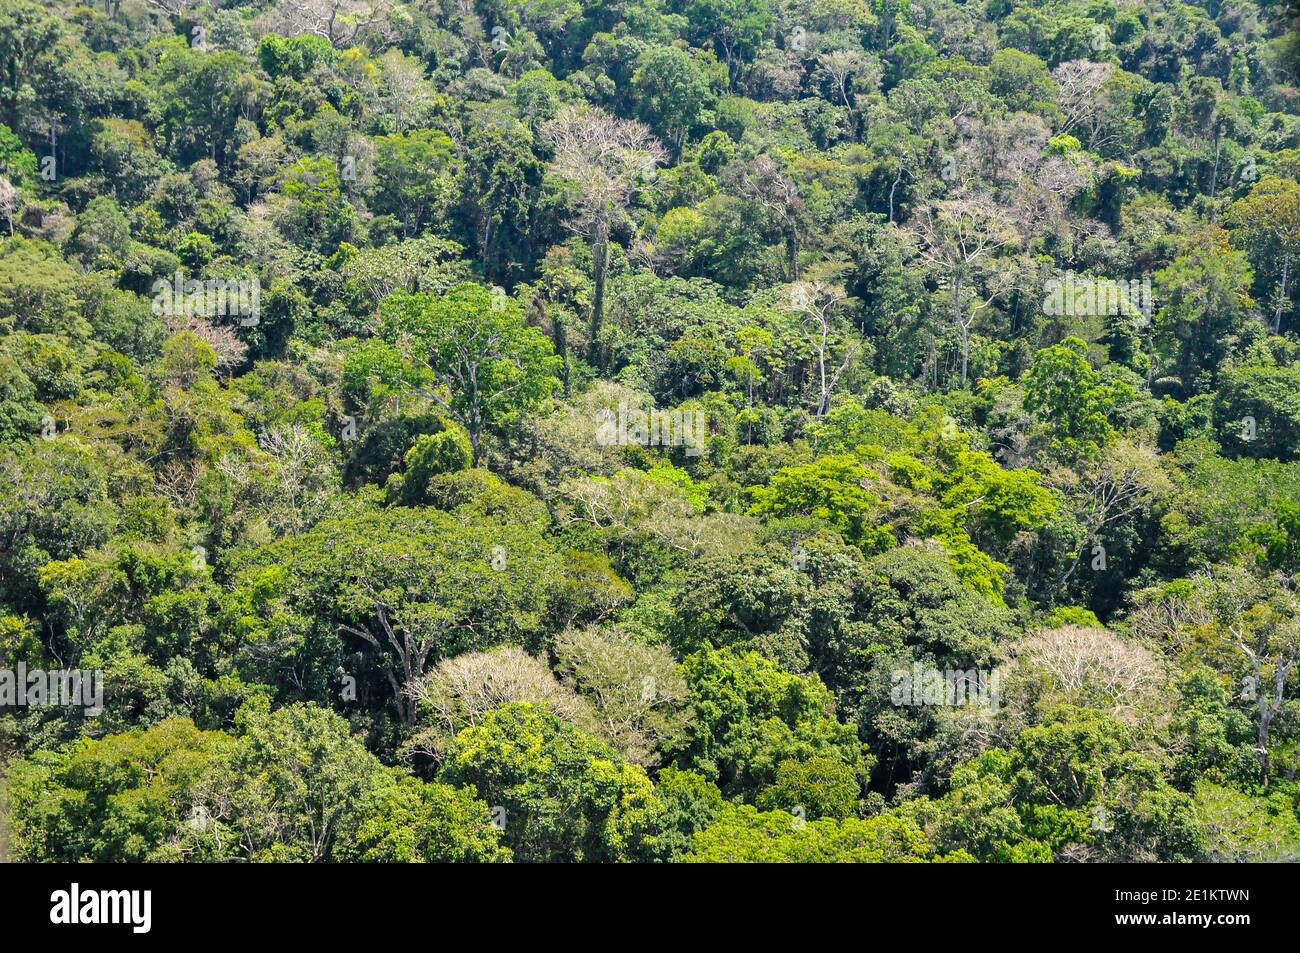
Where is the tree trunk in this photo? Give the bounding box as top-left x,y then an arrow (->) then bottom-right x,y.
543,296 -> 570,396
960,320 -> 970,387
1258,680 -> 1272,786
889,164 -> 903,224
588,222 -> 609,365
1209,125 -> 1222,200
1274,255 -> 1291,335
951,272 -> 965,385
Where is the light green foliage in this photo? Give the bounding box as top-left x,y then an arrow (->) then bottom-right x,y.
747,454 -> 895,554
349,775 -> 511,863
685,804 -> 960,862
437,702 -> 656,862
377,282 -> 562,462
675,646 -> 870,801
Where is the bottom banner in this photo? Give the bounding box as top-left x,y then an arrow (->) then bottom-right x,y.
0,862 -> 1277,941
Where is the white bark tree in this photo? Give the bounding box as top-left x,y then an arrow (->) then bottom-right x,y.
0,176 -> 21,236
542,105 -> 666,365
910,197 -> 1018,386
787,279 -> 859,417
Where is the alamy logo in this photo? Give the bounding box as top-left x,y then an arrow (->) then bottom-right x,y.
890,663 -> 1000,711
50,884 -> 151,934
595,403 -> 704,456
151,272 -> 261,326
0,664 -> 102,715
1041,276 -> 1152,321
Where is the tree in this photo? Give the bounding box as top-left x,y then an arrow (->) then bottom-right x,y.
910,198 -> 1018,387
1213,364 -> 1300,461
787,279 -> 860,416
1023,337 -> 1118,462
730,154 -> 806,280
818,50 -> 879,118
542,106 -> 666,363
682,0 -> 772,89
674,646 -> 869,801
196,702 -> 395,862
0,0 -> 66,133
1007,708 -> 1201,861
1192,783 -> 1300,862
553,625 -> 690,767
272,0 -> 392,46
1200,566 -> 1300,786
375,48 -> 434,133
0,174 -> 19,234
277,157 -> 357,252
348,775 -> 510,862
7,718 -> 231,862
462,122 -> 544,285
684,805 -> 952,862
407,646 -> 597,760
1153,227 -> 1255,396
631,46 -> 714,156
227,508 -> 562,723
747,455 -> 893,554
1052,60 -> 1116,140
755,756 -> 861,819
0,438 -> 116,612
1051,438 -> 1171,585
371,129 -> 458,236
1226,176 -> 1300,334
1011,626 -> 1167,724
437,702 -> 658,862
376,282 -> 562,464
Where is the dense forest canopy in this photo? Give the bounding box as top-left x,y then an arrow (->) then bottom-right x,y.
0,0 -> 1299,863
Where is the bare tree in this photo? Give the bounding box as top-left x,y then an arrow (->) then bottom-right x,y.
788,279 -> 859,416
1055,440 -> 1172,587
1202,567 -> 1300,786
555,469 -> 756,560
554,626 -> 689,767
141,0 -> 207,17
910,197 -> 1018,386
405,647 -> 597,760
273,0 -> 392,46
0,176 -> 21,236
1127,584 -> 1215,654
542,106 -> 666,365
817,49 -> 879,117
731,154 -> 806,280
253,424 -> 338,534
1053,60 -> 1116,144
1015,626 -> 1167,725
377,49 -> 434,133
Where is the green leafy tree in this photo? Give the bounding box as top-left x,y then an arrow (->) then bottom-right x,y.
1023,337 -> 1118,462
685,805 -> 958,862
437,702 -> 658,862
674,646 -> 869,801
227,507 -> 562,723
631,46 -> 715,155
1225,176 -> 1300,334
747,455 -> 894,553
1214,364 -> 1300,461
7,718 -> 231,862
1153,228 -> 1255,396
376,283 -> 562,464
